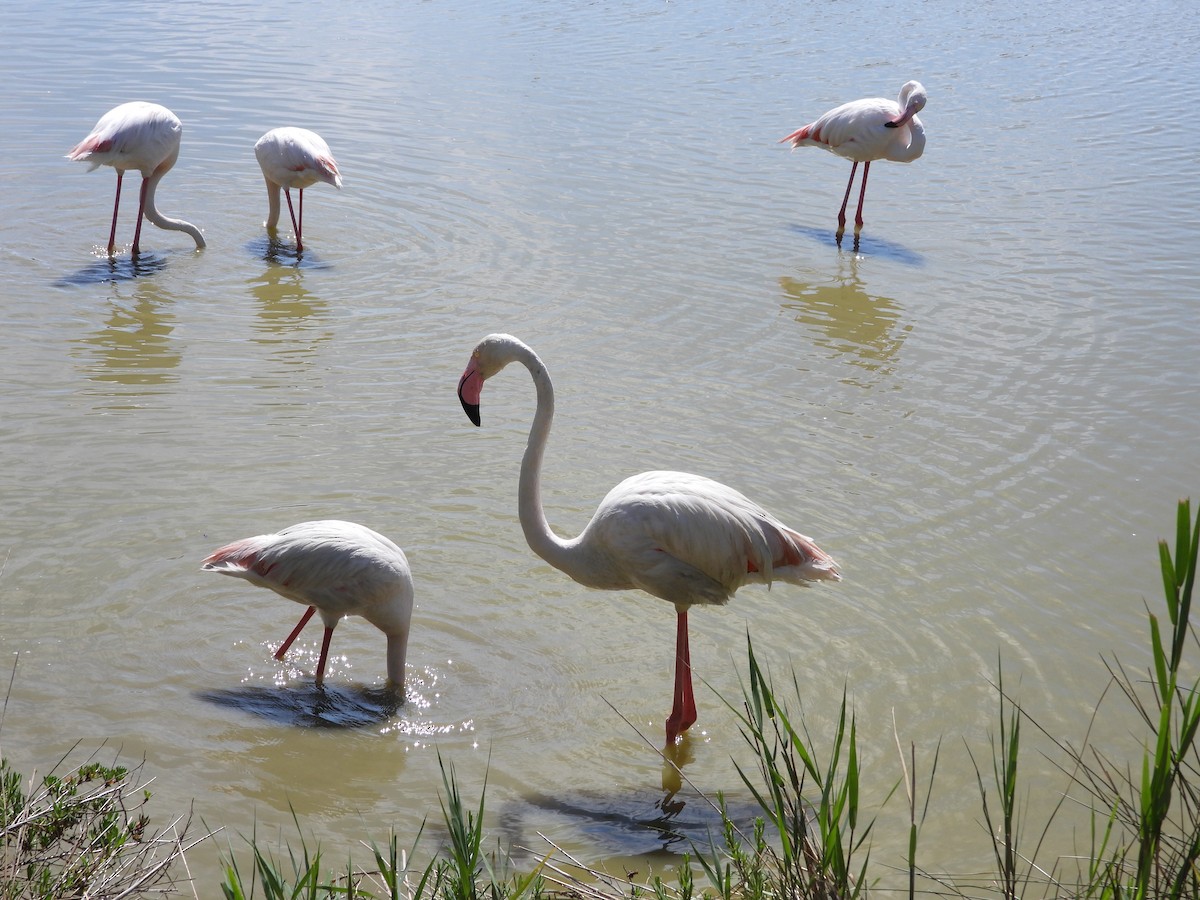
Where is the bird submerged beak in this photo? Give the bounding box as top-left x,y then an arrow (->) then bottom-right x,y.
457,362 -> 483,426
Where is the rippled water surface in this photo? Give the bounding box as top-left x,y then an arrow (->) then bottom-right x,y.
2,0 -> 1198,889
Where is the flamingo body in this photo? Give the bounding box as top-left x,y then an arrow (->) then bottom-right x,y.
201,520 -> 413,691
553,470 -> 839,603
68,101 -> 205,255
254,127 -> 342,251
781,81 -> 926,246
457,334 -> 840,742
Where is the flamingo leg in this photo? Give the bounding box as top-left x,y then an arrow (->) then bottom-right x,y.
836,161 -> 859,246
665,608 -> 697,743
132,176 -> 149,255
283,188 -> 302,251
297,188 -> 304,252
107,171 -> 124,257
854,160 -> 872,235
274,606 -> 317,661
315,625 -> 334,687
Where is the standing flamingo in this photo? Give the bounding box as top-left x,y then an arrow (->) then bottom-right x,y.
201,520 -> 413,692
254,127 -> 342,252
67,101 -> 206,256
780,80 -> 927,248
457,334 -> 841,743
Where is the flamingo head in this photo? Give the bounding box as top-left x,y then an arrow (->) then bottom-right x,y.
458,334 -> 540,427
886,80 -> 927,129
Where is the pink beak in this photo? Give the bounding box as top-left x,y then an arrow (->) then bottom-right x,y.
458,361 -> 484,426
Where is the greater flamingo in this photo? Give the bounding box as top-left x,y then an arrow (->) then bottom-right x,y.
780,80 -> 926,248
201,520 -> 413,692
254,127 -> 342,252
457,334 -> 841,743
67,101 -> 205,256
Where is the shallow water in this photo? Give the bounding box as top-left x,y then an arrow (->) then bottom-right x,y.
2,0 -> 1199,890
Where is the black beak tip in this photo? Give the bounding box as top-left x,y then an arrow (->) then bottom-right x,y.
460,396 -> 481,427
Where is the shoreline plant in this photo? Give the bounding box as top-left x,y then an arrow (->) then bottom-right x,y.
0,744 -> 205,899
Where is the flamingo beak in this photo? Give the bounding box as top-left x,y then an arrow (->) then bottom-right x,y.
458,364 -> 483,426
885,108 -> 917,130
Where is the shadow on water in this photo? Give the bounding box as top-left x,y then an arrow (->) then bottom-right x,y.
496,735 -> 761,860
54,251 -> 171,286
249,236 -> 334,270
196,682 -> 402,728
497,784 -> 764,861
787,223 -> 925,266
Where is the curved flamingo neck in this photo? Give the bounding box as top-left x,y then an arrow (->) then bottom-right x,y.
263,179 -> 283,230
514,343 -> 579,574
385,629 -> 408,692
142,170 -> 205,249
894,119 -> 925,162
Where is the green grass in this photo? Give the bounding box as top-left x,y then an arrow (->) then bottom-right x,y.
4,498 -> 1200,898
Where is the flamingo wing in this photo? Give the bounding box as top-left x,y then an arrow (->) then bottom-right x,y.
68,102 -> 181,175
587,471 -> 839,607
202,520 -> 406,615
255,128 -> 342,190
782,97 -> 905,158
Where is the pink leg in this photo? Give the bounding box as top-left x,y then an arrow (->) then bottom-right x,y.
836,161 -> 859,243
107,171 -> 124,256
297,188 -> 304,251
315,625 -> 334,686
665,609 -> 697,743
132,177 -> 149,254
284,188 -> 303,251
854,161 -> 872,234
274,606 -> 316,661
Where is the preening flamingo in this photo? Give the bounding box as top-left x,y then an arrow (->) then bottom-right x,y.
67,101 -> 205,256
457,334 -> 841,743
780,80 -> 926,248
254,127 -> 342,251
201,520 -> 413,691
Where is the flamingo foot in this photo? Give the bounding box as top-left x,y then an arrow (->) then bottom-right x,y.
665,708 -> 697,745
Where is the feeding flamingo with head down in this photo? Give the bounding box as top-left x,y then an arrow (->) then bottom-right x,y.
457,334 -> 841,744
254,127 -> 342,252
202,520 -> 413,692
67,101 -> 206,256
780,80 -> 927,248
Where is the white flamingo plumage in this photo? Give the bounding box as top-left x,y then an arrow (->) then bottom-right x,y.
201,520 -> 413,691
781,80 -> 927,247
254,127 -> 342,251
457,334 -> 841,743
67,101 -> 206,256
